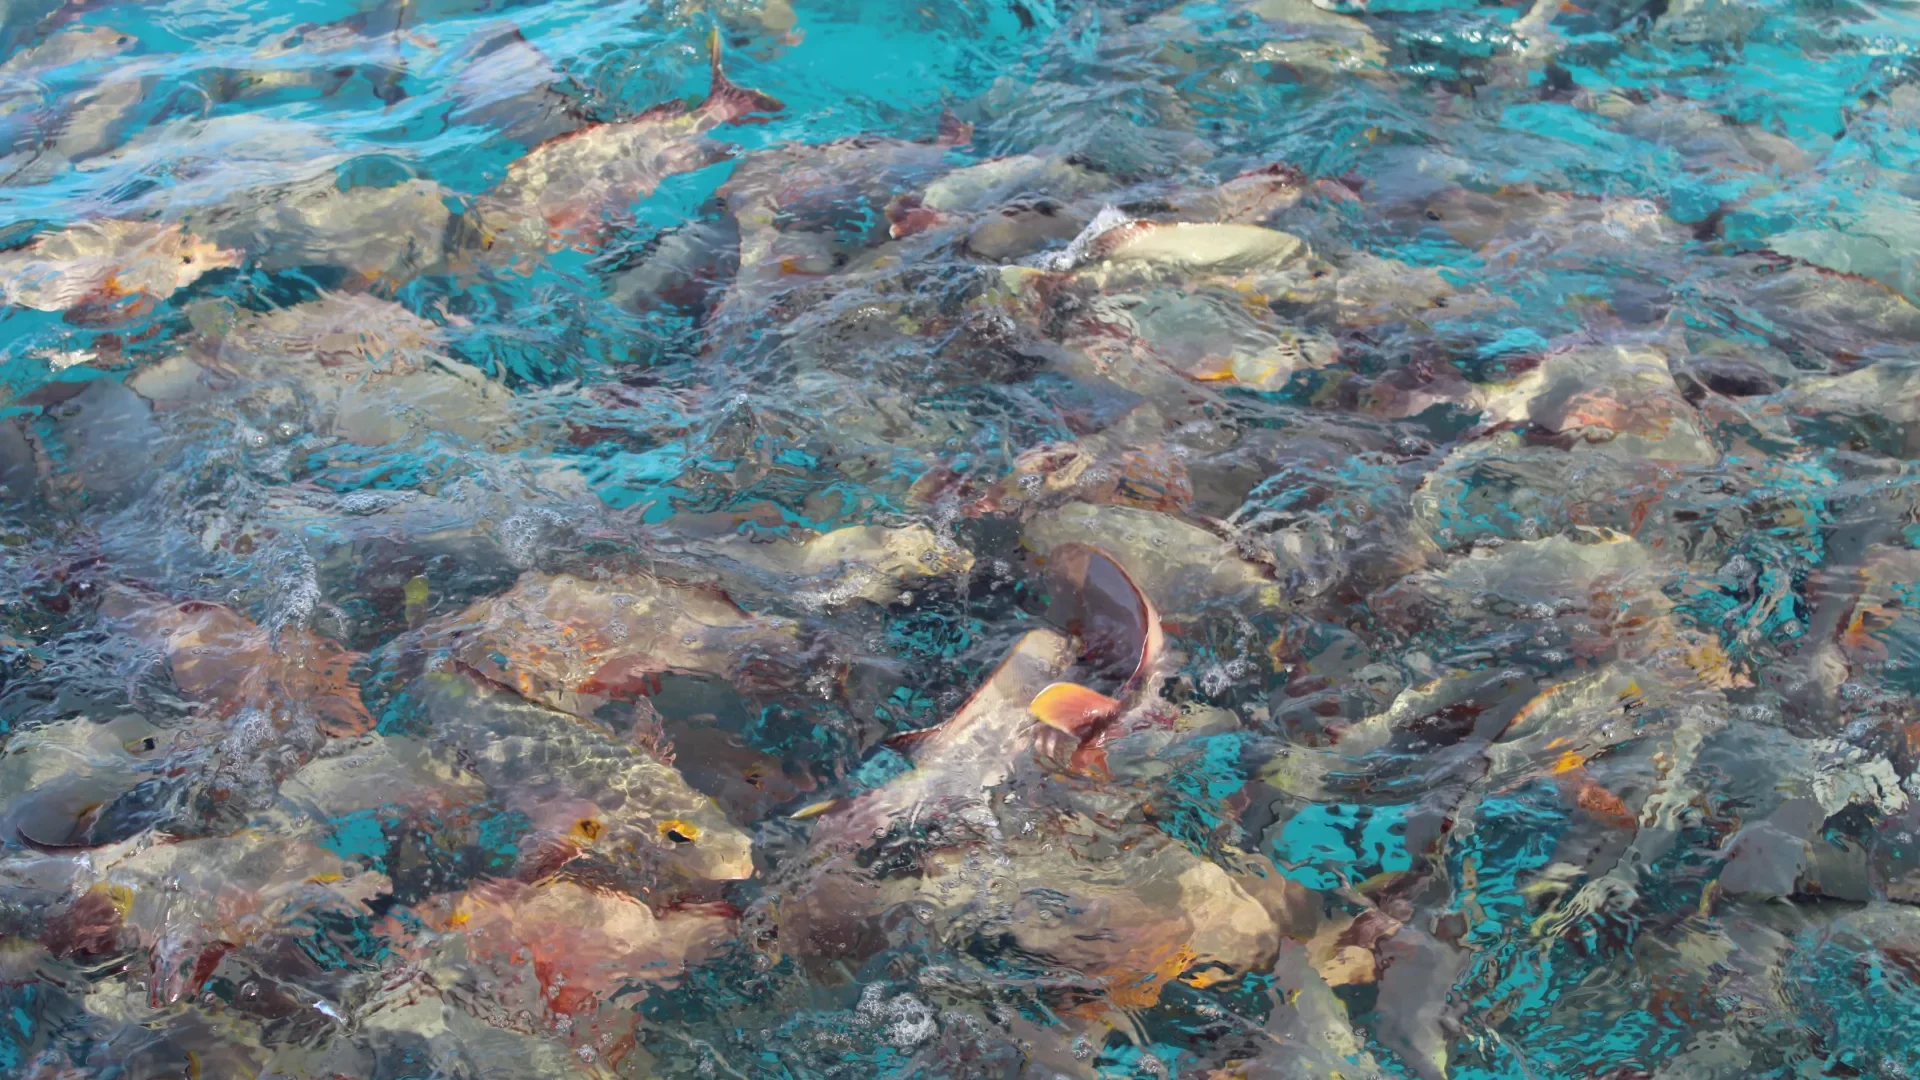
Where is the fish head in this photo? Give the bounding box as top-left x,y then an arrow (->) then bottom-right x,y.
648,798 -> 756,882
166,230 -> 242,289
593,792 -> 756,884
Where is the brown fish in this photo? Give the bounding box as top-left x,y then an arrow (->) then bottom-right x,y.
409,877 -> 735,1064
100,583 -> 373,741
472,31 -> 782,256
805,627 -> 1074,850
1026,543 -> 1171,779
411,568 -> 801,719
154,293 -> 517,449
34,829 -> 390,1005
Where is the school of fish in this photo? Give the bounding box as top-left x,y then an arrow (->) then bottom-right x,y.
1,0 -> 1920,1076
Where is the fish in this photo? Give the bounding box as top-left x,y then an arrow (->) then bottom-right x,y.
1023,502 -> 1276,620
655,522 -> 974,608
0,219 -> 237,318
981,212 -> 1337,398
408,567 -> 802,720
168,293 -> 516,449
96,582 -> 374,809
469,31 -> 782,256
180,176 -> 460,290
0,67 -> 151,186
0,712 -> 180,850
603,216 -> 742,316
411,877 -> 735,1061
198,14 -> 415,109
880,151 -> 1113,254
4,376 -> 166,511
1467,338 -> 1719,464
443,24 -> 587,147
402,668 -> 756,885
805,627 -> 1074,850
180,467 -> 602,645
1025,543 -> 1172,780
711,110 -> 973,311
25,828 -> 391,1006
1371,530 -> 1732,678
0,25 -> 136,82
934,421 -> 1194,519
99,583 -> 373,738
1160,161 -> 1337,226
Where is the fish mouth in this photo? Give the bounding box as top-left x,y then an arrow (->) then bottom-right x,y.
657,819 -> 756,882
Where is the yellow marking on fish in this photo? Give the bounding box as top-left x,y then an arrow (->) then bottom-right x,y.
100,884 -> 134,917
572,818 -> 604,843
1180,967 -> 1233,989
404,574 -> 431,625
1551,750 -> 1584,774
185,1051 -> 201,1080
446,909 -> 470,927
307,872 -> 344,884
1105,944 -> 1198,1009
789,799 -> 837,820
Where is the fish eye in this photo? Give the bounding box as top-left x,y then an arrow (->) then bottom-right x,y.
1425,209 -> 1442,221
572,818 -> 603,842
659,819 -> 700,844
181,255 -> 193,265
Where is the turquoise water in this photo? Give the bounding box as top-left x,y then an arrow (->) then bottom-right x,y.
3,0 -> 1920,1076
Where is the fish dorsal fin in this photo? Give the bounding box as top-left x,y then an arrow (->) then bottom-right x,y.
700,29 -> 784,125
935,107 -> 974,145
880,724 -> 945,754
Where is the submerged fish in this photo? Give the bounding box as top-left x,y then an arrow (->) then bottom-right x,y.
144,293 -> 515,449
0,219 -> 236,317
805,627 -> 1074,850
471,31 -> 782,256
24,828 -> 390,1006
1024,501 -> 1276,619
409,877 -> 735,1062
658,522 -> 974,608
181,175 -> 460,290
91,583 -> 373,811
409,567 -> 802,719
403,668 -> 755,885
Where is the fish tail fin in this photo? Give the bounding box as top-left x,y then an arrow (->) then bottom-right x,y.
702,28 -> 784,124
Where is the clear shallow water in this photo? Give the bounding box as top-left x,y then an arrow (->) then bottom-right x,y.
2,0 -> 1920,1076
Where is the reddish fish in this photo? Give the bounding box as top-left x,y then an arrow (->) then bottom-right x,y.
472,31 -> 782,256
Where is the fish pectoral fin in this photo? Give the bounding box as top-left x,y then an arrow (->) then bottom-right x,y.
1029,681 -> 1121,735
